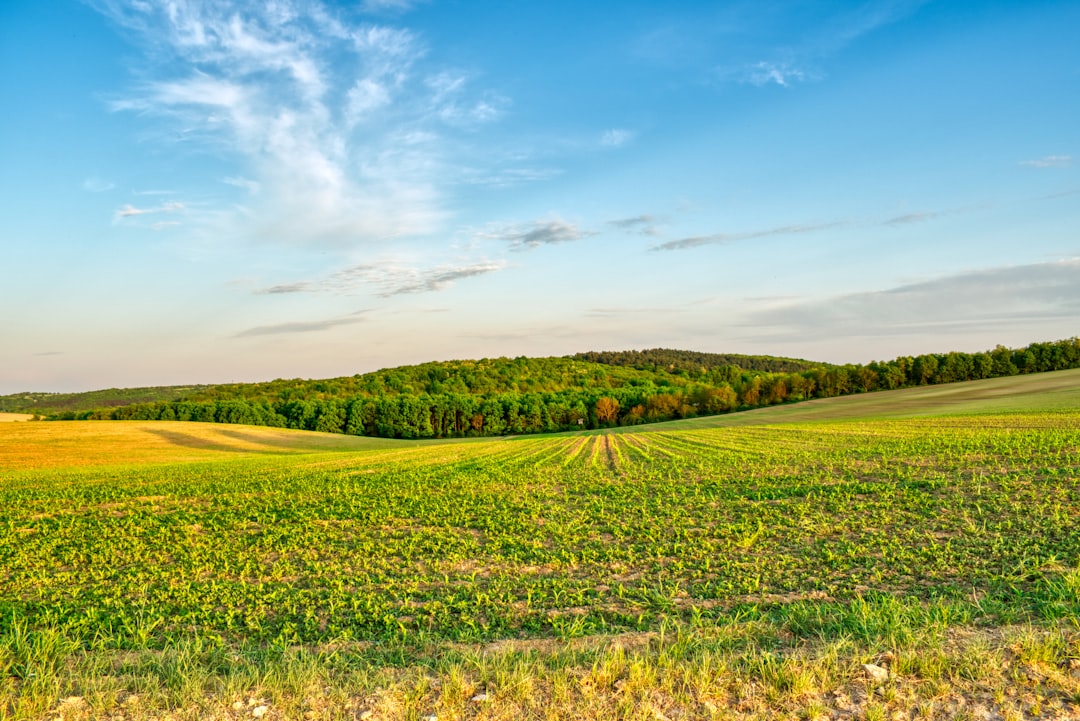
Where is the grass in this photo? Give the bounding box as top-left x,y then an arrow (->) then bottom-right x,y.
603,367 -> 1080,432
2,372 -> 1080,719
0,420 -> 414,470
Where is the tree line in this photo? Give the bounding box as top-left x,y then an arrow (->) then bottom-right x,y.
48,338 -> 1080,438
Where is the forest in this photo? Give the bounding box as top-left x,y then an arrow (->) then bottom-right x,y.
37,338 -> 1080,439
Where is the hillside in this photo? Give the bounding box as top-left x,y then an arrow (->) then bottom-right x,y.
0,352 -> 816,416
0,384 -> 211,415
3,400 -> 1079,719
5,337 -> 1080,439
572,348 -> 822,373
600,365 -> 1080,432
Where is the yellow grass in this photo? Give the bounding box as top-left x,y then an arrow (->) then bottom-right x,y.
0,420 -> 402,470
0,412 -> 33,422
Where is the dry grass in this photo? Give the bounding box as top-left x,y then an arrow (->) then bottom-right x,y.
0,413 -> 33,423
0,421 -> 403,470
8,621 -> 1080,721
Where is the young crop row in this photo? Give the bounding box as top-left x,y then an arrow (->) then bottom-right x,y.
1,412 -> 1078,649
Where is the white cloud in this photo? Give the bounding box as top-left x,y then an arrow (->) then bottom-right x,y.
221,176 -> 261,194
346,77 -> 391,120
1020,155 -> 1072,168
93,0 -> 505,248
426,72 -> 507,126
259,259 -> 506,297
745,61 -> 807,87
600,128 -> 635,148
113,201 -> 185,222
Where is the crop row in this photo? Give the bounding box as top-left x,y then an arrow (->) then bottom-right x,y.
1,412 -> 1078,647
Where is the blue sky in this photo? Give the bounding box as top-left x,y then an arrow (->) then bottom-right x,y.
1,0 -> 1077,393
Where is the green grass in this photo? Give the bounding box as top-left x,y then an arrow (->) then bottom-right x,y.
609,366 -> 1080,432
2,378 -> 1080,718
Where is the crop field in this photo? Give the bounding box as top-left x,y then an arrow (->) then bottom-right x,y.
2,399 -> 1080,718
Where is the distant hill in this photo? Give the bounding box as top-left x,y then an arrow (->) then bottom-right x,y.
4,338 -> 1078,439
0,351 -> 820,416
572,349 -> 822,374
0,385 -> 211,415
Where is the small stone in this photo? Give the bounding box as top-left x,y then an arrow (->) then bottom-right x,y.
358,711 -> 374,720
421,715 -> 438,721
470,693 -> 489,702
252,705 -> 269,718
862,663 -> 890,684
233,701 -> 245,711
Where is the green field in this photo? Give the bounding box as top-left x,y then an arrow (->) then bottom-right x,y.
2,372 -> 1079,720
609,367 -> 1080,431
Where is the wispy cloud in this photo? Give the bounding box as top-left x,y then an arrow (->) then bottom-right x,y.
744,61 -> 808,87
742,258 -> 1080,339
458,166 -> 562,188
585,307 -> 677,318
82,177 -> 115,192
882,210 -> 944,226
113,201 -> 185,222
234,315 -> 366,338
653,222 -> 841,251
360,0 -> 426,13
1039,188 -> 1080,201
92,0 -> 507,247
601,128 -> 635,147
479,219 -> 594,250
260,260 -> 505,297
609,214 -> 662,236
1020,155 -> 1072,168
721,3 -> 925,88
221,176 -> 261,194
427,71 -> 507,126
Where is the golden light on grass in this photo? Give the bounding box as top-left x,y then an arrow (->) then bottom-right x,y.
0,412 -> 33,422
0,420 -> 390,470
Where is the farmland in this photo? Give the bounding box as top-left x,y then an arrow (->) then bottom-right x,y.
2,374 -> 1080,719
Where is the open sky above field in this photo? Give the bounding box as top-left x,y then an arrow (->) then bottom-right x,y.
1,1 -> 1078,393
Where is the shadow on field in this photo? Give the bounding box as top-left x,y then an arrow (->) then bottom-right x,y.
217,428 -> 325,450
142,428 -> 252,453
145,425 -> 404,454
